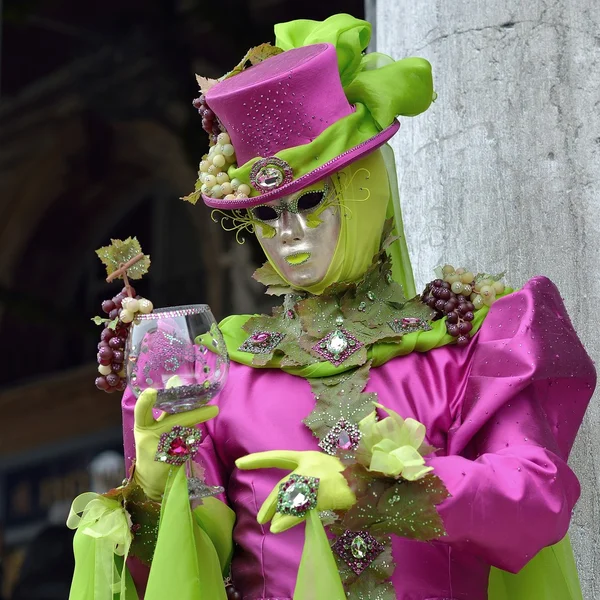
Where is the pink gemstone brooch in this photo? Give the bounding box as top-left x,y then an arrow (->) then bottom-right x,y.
318,419 -> 361,455
239,331 -> 285,354
155,425 -> 202,466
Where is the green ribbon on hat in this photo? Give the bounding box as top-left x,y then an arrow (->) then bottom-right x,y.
275,13 -> 435,124
225,14 -> 434,195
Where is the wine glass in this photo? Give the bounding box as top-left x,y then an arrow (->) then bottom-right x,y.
125,304 -> 229,413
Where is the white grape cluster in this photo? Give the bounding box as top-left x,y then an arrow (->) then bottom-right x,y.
198,133 -> 252,200
119,296 -> 154,324
441,265 -> 505,309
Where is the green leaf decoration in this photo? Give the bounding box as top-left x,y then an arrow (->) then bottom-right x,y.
181,188 -> 201,205
220,43 -> 284,81
96,237 -> 151,280
252,261 -> 290,289
371,474 -> 450,540
344,576 -> 397,600
195,74 -> 218,95
102,477 -> 160,566
91,315 -> 109,326
304,363 -> 376,441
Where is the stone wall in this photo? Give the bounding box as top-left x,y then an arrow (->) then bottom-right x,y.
376,1 -> 600,597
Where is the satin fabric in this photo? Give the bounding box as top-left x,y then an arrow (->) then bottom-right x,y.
122,277 -> 595,599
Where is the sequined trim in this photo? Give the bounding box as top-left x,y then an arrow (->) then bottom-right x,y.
388,316 -> 432,334
137,305 -> 211,320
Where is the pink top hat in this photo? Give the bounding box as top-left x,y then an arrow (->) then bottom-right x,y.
200,42 -> 400,209
206,44 -> 353,167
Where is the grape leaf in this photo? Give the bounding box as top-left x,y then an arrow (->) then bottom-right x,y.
252,261 -> 289,288
195,75 -> 218,94
220,43 -> 284,81
96,237 -> 151,280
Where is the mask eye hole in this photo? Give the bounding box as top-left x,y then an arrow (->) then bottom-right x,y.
296,191 -> 325,212
251,205 -> 279,221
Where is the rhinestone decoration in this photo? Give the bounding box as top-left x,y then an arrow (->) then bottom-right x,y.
312,329 -> 363,366
187,477 -> 225,501
276,474 -> 319,517
155,425 -> 202,466
333,530 -> 385,575
239,331 -> 285,354
388,317 -> 432,335
318,418 -> 362,455
250,157 -> 294,193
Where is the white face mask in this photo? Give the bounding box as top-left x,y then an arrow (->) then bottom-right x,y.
252,179 -> 341,289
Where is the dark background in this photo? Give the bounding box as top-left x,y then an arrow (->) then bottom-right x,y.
0,1 -> 363,597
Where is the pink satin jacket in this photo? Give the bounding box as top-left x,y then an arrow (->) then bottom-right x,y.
123,277 -> 595,600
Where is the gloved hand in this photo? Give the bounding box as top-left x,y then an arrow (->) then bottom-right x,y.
236,450 -> 356,533
133,388 -> 218,501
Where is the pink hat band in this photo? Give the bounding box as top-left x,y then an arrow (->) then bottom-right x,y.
206,44 -> 353,167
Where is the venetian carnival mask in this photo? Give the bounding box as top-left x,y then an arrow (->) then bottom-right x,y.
253,178 -> 341,289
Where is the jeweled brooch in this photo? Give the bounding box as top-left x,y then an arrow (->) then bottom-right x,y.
318,418 -> 361,455
250,157 -> 294,193
312,329 -> 363,366
155,425 -> 202,466
276,474 -> 319,517
238,331 -> 285,354
388,317 -> 432,335
333,530 -> 385,575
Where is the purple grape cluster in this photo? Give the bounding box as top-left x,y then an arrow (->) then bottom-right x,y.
226,585 -> 241,600
95,285 -> 136,393
192,94 -> 223,145
422,279 -> 475,347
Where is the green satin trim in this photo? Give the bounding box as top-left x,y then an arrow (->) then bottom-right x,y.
219,288 -> 511,379
294,510 -> 346,599
145,467 -> 233,600
489,536 -> 582,600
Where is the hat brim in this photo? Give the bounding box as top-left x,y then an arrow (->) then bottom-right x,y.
202,120 -> 400,209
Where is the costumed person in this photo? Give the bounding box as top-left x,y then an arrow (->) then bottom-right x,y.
68,14 -> 596,600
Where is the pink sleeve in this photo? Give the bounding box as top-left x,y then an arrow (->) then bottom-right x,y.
429,277 -> 595,573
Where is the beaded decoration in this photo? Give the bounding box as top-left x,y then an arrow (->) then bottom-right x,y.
312,329 -> 363,366
388,317 -> 432,335
333,530 -> 385,576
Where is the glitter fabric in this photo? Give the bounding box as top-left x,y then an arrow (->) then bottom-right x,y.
155,425 -> 202,466
333,530 -> 385,575
276,474 -> 320,517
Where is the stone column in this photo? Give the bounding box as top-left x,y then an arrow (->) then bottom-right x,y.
376,1 -> 600,596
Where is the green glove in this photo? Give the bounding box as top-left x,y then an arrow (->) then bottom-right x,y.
134,388 -> 218,501
236,450 -> 356,533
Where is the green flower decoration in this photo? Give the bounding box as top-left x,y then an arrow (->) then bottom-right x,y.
356,403 -> 435,481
